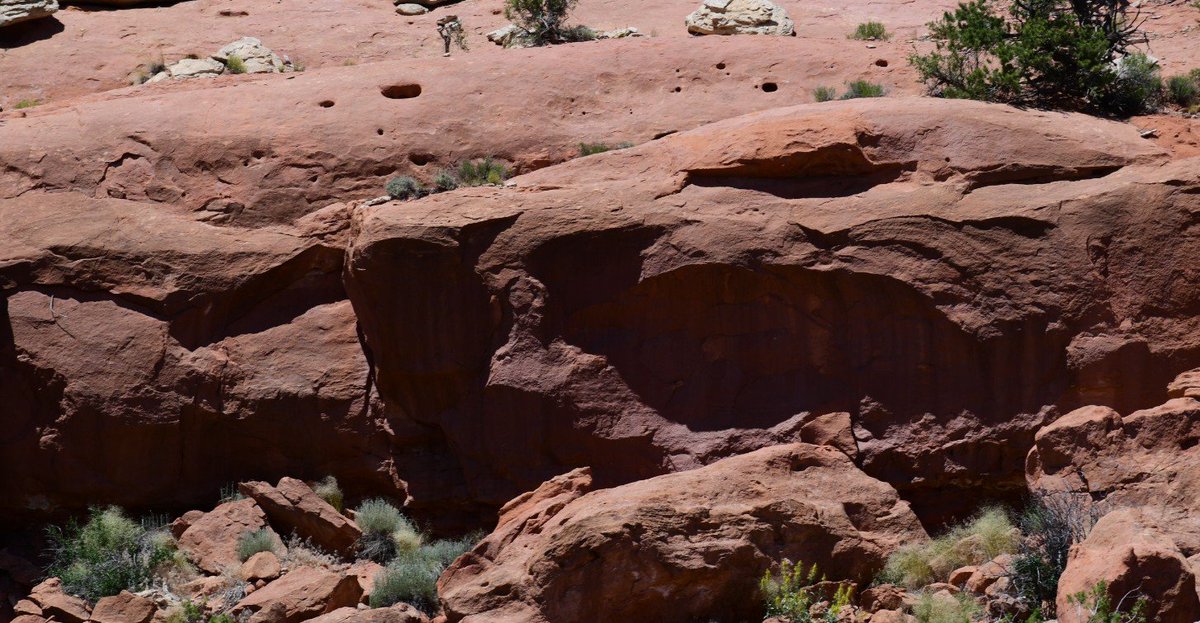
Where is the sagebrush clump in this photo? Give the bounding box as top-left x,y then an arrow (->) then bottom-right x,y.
879,507 -> 1019,588
46,507 -> 176,601
354,499 -> 422,563
225,54 -> 247,74
850,21 -> 890,40
236,529 -> 277,562
386,176 -> 425,200
457,158 -> 510,186
841,80 -> 886,99
813,86 -> 838,102
369,536 -> 476,613
312,476 -> 343,512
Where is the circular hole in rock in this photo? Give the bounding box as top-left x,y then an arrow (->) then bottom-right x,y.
875,59 -> 889,67
409,153 -> 433,166
761,82 -> 779,93
318,100 -> 335,108
716,62 -> 726,70
376,128 -> 384,136
673,86 -> 682,93
381,84 -> 422,99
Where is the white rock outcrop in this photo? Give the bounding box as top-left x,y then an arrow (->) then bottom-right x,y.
685,0 -> 795,36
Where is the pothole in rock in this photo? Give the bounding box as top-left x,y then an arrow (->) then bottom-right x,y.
381,84 -> 422,99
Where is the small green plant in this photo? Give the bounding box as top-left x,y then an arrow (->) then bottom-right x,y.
505,0 -> 588,46
850,21 -> 890,40
236,529 -> 277,562
457,157 -> 510,186
312,476 -> 344,512
434,170 -> 459,192
813,86 -> 838,102
225,54 -> 247,75
840,80 -> 886,99
1167,74 -> 1199,107
386,176 -> 426,200
369,536 -> 476,613
879,507 -> 1019,588
46,507 -> 176,602
913,591 -> 980,623
1067,581 -> 1148,623
578,141 -> 633,156
163,600 -> 205,623
759,559 -> 851,623
14,99 -> 39,109
1011,493 -> 1105,615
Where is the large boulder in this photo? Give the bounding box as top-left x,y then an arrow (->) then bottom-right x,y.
239,478 -> 361,556
437,443 -> 926,623
0,0 -> 57,28
1027,375 -> 1200,555
346,97 -> 1199,525
178,498 -> 275,575
686,0 -> 795,36
1057,509 -> 1200,623
89,592 -> 157,623
27,578 -> 89,623
212,37 -> 289,74
232,567 -> 363,623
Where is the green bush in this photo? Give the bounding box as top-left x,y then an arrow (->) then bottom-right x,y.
505,0 -> 586,46
1012,493 -> 1106,615
163,600 -> 205,623
369,536 -> 476,613
355,498 -> 407,534
841,80 -> 886,99
434,170 -> 459,192
14,99 -> 39,109
578,142 -> 633,157
354,499 -> 423,563
813,86 -> 838,102
910,0 -> 1157,116
913,591 -> 980,623
386,176 -> 425,200
457,158 -> 509,186
879,507 -> 1019,588
312,476 -> 343,512
851,21 -> 890,40
1066,581 -> 1148,623
1167,74 -> 1199,107
46,507 -> 176,602
759,560 -> 852,623
225,54 -> 247,75
236,529 -> 277,562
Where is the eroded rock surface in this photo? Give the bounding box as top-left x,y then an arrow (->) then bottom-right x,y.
438,443 -> 926,623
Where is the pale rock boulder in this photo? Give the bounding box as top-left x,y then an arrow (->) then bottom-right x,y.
438,443 -> 926,623
213,37 -> 290,74
486,24 -> 526,48
685,0 -> 795,36
306,605 -> 429,623
0,0 -> 58,28
150,57 -> 226,82
394,3 -> 428,15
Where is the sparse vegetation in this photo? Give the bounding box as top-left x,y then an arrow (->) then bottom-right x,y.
578,141 -> 633,156
235,528 -> 277,562
1167,73 -> 1199,107
312,476 -> 344,512
879,507 -> 1019,589
434,170 -> 459,192
46,507 -> 176,602
910,0 -> 1158,116
225,54 -> 247,75
14,99 -> 40,109
386,176 -> 426,200
281,535 -> 340,569
760,560 -> 852,623
1066,581 -> 1148,623
505,0 -> 589,46
354,499 -> 422,563
369,536 -> 476,613
457,157 -> 510,186
813,86 -> 839,102
218,483 -> 244,503
840,80 -> 886,99
850,21 -> 890,40
1011,493 -> 1106,615
913,591 -> 980,623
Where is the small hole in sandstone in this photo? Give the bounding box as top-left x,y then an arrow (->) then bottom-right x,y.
875,59 -> 889,67
716,62 -> 726,70
761,82 -> 778,93
318,100 -> 335,108
376,128 -> 384,136
381,84 -> 422,99
409,153 -> 433,166
673,86 -> 682,93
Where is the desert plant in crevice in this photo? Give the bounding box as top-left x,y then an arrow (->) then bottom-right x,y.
909,0 -> 1158,116
236,528 -> 278,562
1009,492 -> 1106,615
354,499 -> 422,563
505,0 -> 591,46
841,80 -> 886,99
1066,581 -> 1148,623
45,507 -> 177,601
457,157 -> 510,186
850,21 -> 890,40
369,533 -> 478,613
312,476 -> 344,512
878,507 -> 1019,588
760,559 -> 853,623
386,176 -> 426,200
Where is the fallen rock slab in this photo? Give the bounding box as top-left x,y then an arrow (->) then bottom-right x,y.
438,443 -> 926,623
240,478 -> 361,556
178,498 -> 274,575
28,578 -> 90,623
89,592 -> 156,623
306,605 -> 429,623
233,567 -> 363,623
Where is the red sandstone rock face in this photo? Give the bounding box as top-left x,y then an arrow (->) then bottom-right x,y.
232,567 -> 362,623
346,97 -> 1200,522
239,478 -> 362,556
437,443 -> 926,623
1057,509 -> 1200,623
